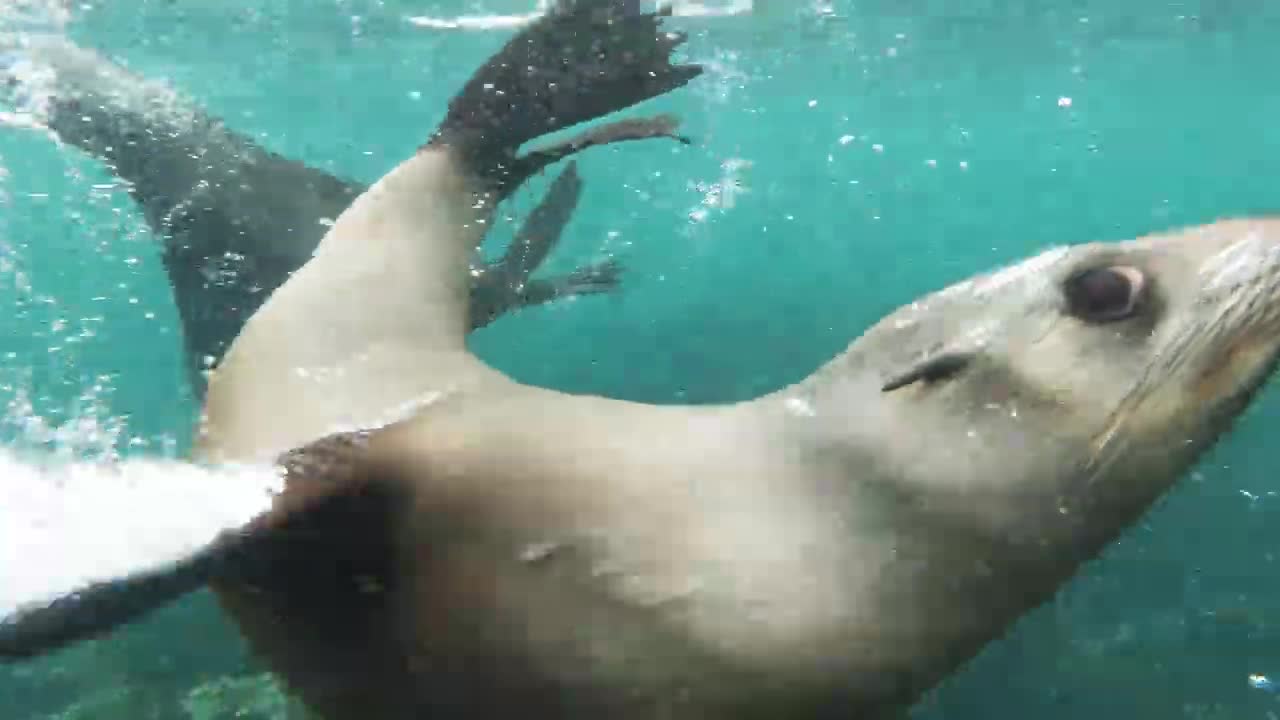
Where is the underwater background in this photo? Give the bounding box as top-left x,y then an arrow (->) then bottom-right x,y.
2,0 -> 1280,717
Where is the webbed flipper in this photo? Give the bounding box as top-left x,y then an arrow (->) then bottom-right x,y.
517,259 -> 625,312
0,532 -> 238,659
427,0 -> 702,200
472,161 -> 628,327
0,435 -> 373,662
499,161 -> 587,283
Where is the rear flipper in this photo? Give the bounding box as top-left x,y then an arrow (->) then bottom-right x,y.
472,261 -> 624,329
511,113 -> 690,188
428,0 -> 703,200
498,160 -> 586,283
519,259 -> 624,309
471,161 -> 628,329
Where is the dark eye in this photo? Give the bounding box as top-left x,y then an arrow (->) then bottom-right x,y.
1063,266 -> 1147,323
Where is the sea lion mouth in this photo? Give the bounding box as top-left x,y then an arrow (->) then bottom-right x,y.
1191,232 -> 1280,411
1194,323 -> 1280,409
1178,327 -> 1280,475
1169,221 -> 1280,390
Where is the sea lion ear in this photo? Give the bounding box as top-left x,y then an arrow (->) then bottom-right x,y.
880,349 -> 977,393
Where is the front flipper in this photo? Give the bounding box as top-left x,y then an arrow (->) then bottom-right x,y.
0,532 -> 239,659
0,437 -> 374,662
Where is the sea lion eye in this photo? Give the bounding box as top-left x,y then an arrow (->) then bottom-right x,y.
1063,266 -> 1146,323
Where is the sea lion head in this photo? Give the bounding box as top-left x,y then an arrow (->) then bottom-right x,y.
825,218 -> 1280,563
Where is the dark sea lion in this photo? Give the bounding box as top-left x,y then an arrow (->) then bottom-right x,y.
0,33 -> 667,396
6,3 -> 1280,720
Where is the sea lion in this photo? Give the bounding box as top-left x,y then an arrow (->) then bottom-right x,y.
206,218 -> 1280,720
6,3 -> 1280,720
0,33 -> 671,396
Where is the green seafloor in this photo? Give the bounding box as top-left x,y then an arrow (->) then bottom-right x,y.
3,0 -> 1280,717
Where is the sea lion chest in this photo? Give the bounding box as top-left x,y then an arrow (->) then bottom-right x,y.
216,388 -> 994,720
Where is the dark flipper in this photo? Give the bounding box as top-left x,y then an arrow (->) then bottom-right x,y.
471,162 -> 631,329
0,434 -> 376,661
471,161 -> 585,328
519,259 -> 625,310
499,160 -> 586,283
473,261 -> 625,330
427,0 -> 703,199
0,533 -> 238,660
512,113 -> 691,185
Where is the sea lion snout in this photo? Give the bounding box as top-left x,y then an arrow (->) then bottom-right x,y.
1095,217 -> 1280,438
1179,219 -> 1280,413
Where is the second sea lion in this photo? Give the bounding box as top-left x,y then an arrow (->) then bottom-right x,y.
0,32 -> 673,396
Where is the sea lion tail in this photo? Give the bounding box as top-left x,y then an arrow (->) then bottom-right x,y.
427,0 -> 702,198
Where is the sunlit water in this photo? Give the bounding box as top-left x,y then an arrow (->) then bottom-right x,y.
1,0 -> 1280,718
404,0 -> 754,29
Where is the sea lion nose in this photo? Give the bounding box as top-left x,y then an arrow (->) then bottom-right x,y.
1197,219 -> 1280,296
1178,220 -> 1280,400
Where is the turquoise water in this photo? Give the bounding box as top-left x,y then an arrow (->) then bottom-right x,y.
2,0 -> 1280,717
